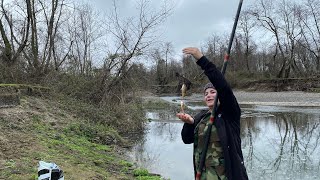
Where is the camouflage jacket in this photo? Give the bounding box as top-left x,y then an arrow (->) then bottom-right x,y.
194,111 -> 227,180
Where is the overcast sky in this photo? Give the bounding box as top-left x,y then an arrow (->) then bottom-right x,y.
3,0 -> 256,58
88,0 -> 254,53
88,0 -> 255,55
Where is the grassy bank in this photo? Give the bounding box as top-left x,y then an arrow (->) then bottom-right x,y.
0,94 -> 164,180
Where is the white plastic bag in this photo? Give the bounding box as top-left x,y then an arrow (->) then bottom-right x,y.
38,161 -> 64,180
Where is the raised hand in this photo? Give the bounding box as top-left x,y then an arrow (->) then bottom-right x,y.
182,47 -> 203,60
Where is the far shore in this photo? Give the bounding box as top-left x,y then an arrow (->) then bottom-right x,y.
234,91 -> 320,107
145,90 -> 320,107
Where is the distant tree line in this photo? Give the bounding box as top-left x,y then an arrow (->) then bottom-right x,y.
0,0 -> 319,106
201,0 -> 320,79
151,0 -> 320,92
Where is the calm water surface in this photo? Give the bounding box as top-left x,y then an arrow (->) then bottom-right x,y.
128,96 -> 320,180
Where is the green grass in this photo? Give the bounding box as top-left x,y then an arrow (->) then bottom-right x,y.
29,113 -> 158,179
34,121 -> 116,169
133,168 -> 164,180
0,95 -> 165,180
143,99 -> 172,110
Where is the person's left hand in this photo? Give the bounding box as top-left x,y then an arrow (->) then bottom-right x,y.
176,113 -> 194,124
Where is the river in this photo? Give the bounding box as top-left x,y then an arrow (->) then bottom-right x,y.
127,93 -> 320,180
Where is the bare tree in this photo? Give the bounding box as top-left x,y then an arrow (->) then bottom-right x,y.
97,0 -> 172,105
279,0 -> 303,77
250,0 -> 288,78
251,0 -> 305,78
0,0 -> 31,81
65,3 -> 102,75
150,42 -> 174,85
203,33 -> 226,68
297,0 -> 320,75
22,0 -> 66,78
238,10 -> 257,73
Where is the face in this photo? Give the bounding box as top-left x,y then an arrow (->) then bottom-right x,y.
204,88 -> 217,109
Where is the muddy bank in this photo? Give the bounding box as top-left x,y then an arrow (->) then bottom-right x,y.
149,91 -> 320,107
234,91 -> 320,107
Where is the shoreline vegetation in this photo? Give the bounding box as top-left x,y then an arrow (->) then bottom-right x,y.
0,90 -> 170,180
1,85 -> 320,179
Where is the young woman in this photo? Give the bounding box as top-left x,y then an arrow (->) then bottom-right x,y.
177,47 -> 248,180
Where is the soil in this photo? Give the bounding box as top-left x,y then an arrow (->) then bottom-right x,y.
0,98 -> 48,178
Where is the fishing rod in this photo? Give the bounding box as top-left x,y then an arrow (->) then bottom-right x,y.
195,0 -> 244,179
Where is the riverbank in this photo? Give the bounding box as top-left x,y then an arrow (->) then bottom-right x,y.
0,95 -> 161,180
152,90 -> 320,108
234,91 -> 320,107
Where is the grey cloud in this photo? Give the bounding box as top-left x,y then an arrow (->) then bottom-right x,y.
88,0 -> 255,54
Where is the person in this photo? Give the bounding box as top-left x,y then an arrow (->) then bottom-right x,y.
177,47 -> 248,180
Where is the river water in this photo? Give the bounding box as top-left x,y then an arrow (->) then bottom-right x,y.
127,95 -> 320,180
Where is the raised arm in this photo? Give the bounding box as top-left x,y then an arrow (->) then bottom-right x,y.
197,56 -> 240,118
182,47 -> 240,120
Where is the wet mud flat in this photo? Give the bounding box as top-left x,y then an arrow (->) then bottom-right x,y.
234,91 -> 320,107
148,91 -> 320,107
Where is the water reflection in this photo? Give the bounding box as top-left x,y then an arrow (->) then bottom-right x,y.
128,104 -> 320,180
128,121 -> 193,180
242,111 -> 320,180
